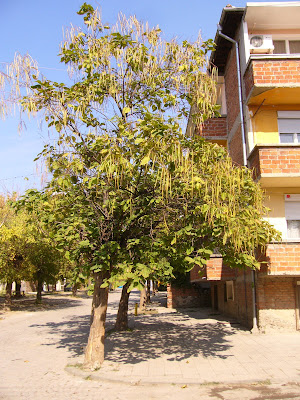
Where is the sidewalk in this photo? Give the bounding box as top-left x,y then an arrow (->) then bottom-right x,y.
67,290 -> 300,385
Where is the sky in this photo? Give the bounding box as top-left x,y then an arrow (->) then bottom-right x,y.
0,0 -> 294,194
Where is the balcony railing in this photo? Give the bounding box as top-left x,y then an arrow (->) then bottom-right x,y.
244,56 -> 300,100
248,144 -> 300,186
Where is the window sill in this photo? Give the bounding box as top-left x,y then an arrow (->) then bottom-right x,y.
270,239 -> 300,244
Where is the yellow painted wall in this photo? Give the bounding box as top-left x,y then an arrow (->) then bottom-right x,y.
249,108 -> 279,144
264,188 -> 300,238
248,87 -> 300,145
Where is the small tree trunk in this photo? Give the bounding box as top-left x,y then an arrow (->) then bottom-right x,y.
36,272 -> 43,303
15,281 -> 21,298
146,280 -> 151,303
139,285 -> 147,311
72,283 -> 78,297
152,280 -> 157,296
84,272 -> 109,370
115,283 -> 130,331
5,282 -> 12,309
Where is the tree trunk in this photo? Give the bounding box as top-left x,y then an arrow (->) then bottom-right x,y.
36,273 -> 43,303
152,280 -> 157,296
84,272 -> 109,370
146,280 -> 151,303
115,283 -> 130,331
15,281 -> 21,298
72,283 -> 78,297
5,282 -> 12,309
139,285 -> 147,311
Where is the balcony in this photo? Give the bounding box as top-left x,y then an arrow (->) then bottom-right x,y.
260,242 -> 300,276
248,144 -> 300,187
244,56 -> 300,103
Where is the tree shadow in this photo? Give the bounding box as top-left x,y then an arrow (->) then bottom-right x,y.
0,294 -> 84,315
105,311 -> 236,363
29,303 -> 237,364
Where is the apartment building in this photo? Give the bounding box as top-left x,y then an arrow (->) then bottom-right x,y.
169,2 -> 300,332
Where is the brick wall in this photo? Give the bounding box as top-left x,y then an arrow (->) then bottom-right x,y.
190,258 -> 236,282
249,146 -> 300,179
228,126 -> 244,165
256,276 -> 297,331
190,264 -> 206,281
167,284 -> 210,308
260,243 -> 300,275
196,117 -> 227,138
211,268 -> 254,328
206,258 -> 236,280
244,59 -> 300,99
224,50 -> 240,133
244,62 -> 254,100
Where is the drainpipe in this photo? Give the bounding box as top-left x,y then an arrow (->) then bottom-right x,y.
217,26 -> 259,333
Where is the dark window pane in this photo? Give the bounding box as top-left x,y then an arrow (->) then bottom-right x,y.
280,133 -> 294,143
289,40 -> 300,54
287,220 -> 300,238
273,40 -> 286,54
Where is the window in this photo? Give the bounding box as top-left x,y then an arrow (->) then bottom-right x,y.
285,194 -> 300,239
225,281 -> 234,301
278,111 -> 300,144
273,40 -> 300,54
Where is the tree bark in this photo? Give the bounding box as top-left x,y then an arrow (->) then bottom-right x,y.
84,272 -> 109,370
146,280 -> 151,303
36,272 -> 43,303
115,283 -> 130,331
15,281 -> 21,298
72,282 -> 78,297
5,282 -> 12,309
139,285 -> 147,311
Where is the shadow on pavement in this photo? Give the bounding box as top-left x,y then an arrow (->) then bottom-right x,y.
105,312 -> 235,363
0,294 -> 84,314
29,295 -> 236,364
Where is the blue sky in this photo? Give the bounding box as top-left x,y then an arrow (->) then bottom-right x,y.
0,0 -> 292,194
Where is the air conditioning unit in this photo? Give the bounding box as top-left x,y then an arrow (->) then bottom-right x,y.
249,35 -> 274,54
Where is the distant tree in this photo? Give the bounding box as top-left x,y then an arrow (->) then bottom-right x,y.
0,195 -> 33,307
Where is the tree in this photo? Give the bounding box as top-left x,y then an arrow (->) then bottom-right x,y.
2,4 -> 279,370
0,195 -> 34,307
27,238 -> 62,303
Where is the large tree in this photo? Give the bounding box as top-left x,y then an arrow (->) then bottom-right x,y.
2,4 -> 279,370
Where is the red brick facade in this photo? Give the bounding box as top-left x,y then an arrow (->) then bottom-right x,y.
167,284 -> 210,308
228,126 -> 244,165
196,117 -> 227,138
260,243 -> 300,275
248,145 -> 300,179
190,258 -> 236,281
224,50 -> 240,133
256,276 -> 299,331
244,59 -> 300,99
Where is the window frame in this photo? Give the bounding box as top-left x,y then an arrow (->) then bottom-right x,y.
278,111 -> 300,144
285,194 -> 300,240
